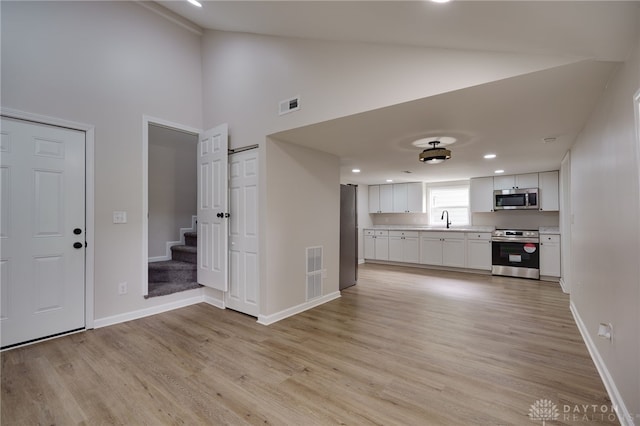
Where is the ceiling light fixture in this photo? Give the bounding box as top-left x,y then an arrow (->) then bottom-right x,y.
484,154 -> 497,159
431,0 -> 451,3
495,169 -> 505,174
386,179 -> 393,183
419,141 -> 452,164
187,0 -> 202,7
352,168 -> 361,173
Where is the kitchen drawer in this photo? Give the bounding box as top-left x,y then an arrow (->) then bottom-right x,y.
466,232 -> 491,241
389,230 -> 419,238
420,231 -> 465,240
374,230 -> 388,236
540,234 -> 560,243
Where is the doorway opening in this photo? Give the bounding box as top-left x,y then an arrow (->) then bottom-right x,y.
142,117 -> 200,298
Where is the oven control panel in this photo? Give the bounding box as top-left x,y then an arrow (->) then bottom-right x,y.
493,229 -> 539,238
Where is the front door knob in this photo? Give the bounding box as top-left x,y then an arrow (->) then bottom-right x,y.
73,242 -> 83,249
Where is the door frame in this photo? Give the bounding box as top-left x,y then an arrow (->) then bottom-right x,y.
141,115 -> 200,296
1,107 -> 96,329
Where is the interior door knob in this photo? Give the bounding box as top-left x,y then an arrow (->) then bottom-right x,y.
216,212 -> 224,218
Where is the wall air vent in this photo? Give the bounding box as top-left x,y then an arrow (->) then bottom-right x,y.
306,246 -> 323,301
279,95 -> 301,116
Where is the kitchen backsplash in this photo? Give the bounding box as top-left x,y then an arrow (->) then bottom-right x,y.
371,211 -> 559,229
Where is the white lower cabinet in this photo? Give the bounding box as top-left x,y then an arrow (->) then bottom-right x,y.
389,231 -> 419,263
364,229 -> 389,260
420,232 -> 466,267
466,233 -> 492,270
540,234 -> 561,278
367,228 -> 495,273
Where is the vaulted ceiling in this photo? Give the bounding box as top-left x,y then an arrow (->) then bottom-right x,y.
158,0 -> 639,183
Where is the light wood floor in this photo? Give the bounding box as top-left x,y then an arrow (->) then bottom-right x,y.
2,264 -> 617,425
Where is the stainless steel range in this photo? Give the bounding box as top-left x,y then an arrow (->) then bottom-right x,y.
491,229 -> 540,279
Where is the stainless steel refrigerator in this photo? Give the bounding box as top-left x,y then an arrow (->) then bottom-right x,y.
339,184 -> 358,290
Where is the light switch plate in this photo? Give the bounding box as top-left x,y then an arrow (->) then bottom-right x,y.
113,211 -> 127,224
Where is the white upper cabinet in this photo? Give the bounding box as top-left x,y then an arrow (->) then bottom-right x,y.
368,184 -> 393,213
493,173 -> 539,190
394,182 -> 424,213
470,177 -> 494,212
539,171 -> 559,211
379,184 -> 394,213
393,183 -> 408,213
370,182 -> 424,213
368,185 -> 380,213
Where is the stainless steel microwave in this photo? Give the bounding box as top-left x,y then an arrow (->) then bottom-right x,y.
494,188 -> 539,210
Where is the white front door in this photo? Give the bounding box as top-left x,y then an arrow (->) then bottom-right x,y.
1,117 -> 86,348
197,124 -> 229,292
225,149 -> 259,317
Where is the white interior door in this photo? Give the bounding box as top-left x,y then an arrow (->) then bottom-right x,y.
1,117 -> 86,348
225,149 -> 259,317
197,124 -> 229,291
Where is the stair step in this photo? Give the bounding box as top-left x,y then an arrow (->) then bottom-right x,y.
184,231 -> 197,247
148,260 -> 196,283
171,245 -> 197,264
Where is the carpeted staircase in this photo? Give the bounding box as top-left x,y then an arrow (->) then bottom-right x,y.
147,231 -> 202,298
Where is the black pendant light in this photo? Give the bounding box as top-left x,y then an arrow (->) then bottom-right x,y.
419,141 -> 452,164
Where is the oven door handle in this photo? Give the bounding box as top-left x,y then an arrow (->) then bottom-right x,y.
491,237 -> 539,243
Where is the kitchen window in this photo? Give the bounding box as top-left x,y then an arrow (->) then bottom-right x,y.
428,185 -> 470,226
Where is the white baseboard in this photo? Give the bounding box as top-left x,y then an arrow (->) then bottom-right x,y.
257,291 -> 341,326
570,300 -> 634,426
559,277 -> 569,294
93,292 -> 204,329
203,294 -> 225,309
358,258 -> 366,265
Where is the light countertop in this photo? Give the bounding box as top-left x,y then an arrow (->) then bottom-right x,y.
364,225 -> 495,233
363,225 -> 561,234
539,226 -> 560,234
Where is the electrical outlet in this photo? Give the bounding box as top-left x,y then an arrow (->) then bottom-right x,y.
113,211 -> 127,224
118,282 -> 128,295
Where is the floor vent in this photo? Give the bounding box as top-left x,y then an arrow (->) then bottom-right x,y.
306,246 -> 323,301
279,95 -> 301,115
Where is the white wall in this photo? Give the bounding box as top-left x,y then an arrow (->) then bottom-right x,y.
201,30 -> 580,146
569,24 -> 640,423
263,139 -> 340,316
148,125 -> 197,258
1,1 -> 204,319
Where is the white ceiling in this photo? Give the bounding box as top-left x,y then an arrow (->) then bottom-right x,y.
158,0 -> 639,184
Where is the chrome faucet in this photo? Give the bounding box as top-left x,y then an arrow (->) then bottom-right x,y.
441,210 -> 451,229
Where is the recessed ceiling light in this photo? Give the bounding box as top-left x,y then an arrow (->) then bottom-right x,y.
431,0 -> 451,3
495,169 -> 505,174
386,179 -> 393,183
484,154 -> 497,159
352,169 -> 361,173
187,0 -> 202,7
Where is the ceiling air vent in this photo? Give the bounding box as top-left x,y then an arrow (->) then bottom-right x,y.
279,95 -> 301,116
